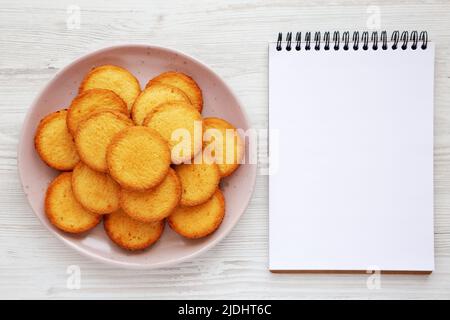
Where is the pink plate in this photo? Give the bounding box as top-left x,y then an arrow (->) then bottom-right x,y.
18,44 -> 256,269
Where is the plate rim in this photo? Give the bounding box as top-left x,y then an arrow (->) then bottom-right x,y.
17,43 -> 257,269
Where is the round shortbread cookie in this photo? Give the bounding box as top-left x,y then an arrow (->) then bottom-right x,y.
131,82 -> 191,125
72,162 -> 121,214
175,160 -> 220,206
45,172 -> 101,233
106,126 -> 171,191
120,168 -> 181,223
203,117 -> 244,177
79,65 -> 141,110
146,71 -> 203,112
75,110 -> 133,172
143,102 -> 203,164
35,109 -> 80,171
168,189 -> 225,239
67,88 -> 128,136
104,209 -> 165,251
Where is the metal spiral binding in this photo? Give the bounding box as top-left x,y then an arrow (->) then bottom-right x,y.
276,31 -> 428,51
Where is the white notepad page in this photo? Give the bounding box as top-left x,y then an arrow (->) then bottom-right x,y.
269,42 -> 435,272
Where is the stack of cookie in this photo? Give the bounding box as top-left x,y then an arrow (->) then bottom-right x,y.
35,65 -> 244,251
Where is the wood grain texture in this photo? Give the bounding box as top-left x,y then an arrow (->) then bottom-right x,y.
1,0 -> 450,299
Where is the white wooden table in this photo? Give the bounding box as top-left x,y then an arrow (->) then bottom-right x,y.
1,0 -> 449,299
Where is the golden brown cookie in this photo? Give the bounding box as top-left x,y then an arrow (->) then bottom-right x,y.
120,168 -> 181,223
143,102 -> 203,164
67,88 -> 128,136
168,189 -> 225,239
104,209 -> 165,251
106,126 -> 171,191
74,110 -> 133,172
146,71 -> 203,112
175,160 -> 220,206
131,82 -> 191,125
72,162 -> 121,214
45,172 -> 101,233
34,109 -> 80,171
79,65 -> 141,110
203,117 -> 244,177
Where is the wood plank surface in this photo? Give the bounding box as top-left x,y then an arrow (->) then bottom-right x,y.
0,0 -> 449,299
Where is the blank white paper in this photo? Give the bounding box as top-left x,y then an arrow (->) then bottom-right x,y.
269,42 -> 435,272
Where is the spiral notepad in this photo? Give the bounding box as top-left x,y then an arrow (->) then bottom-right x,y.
269,31 -> 435,272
